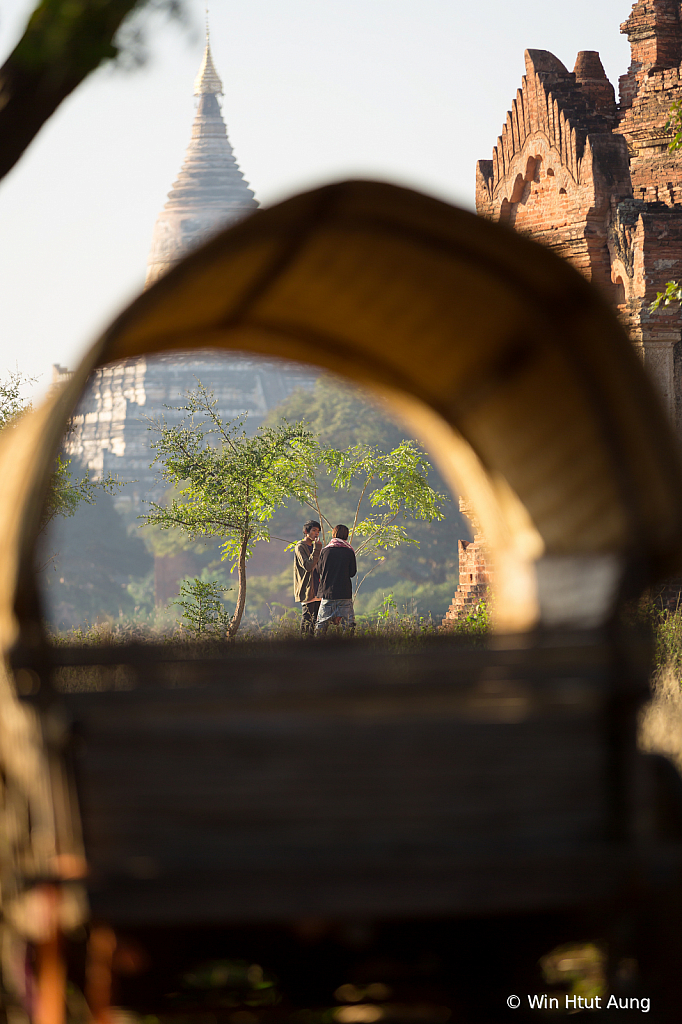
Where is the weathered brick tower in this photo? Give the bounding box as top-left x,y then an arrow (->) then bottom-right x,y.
445,0 -> 682,623
443,499 -> 492,622
476,0 -> 682,424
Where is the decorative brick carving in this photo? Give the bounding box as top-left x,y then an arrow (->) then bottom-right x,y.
476,48 -> 630,298
476,1 -> 682,427
458,0 -> 682,621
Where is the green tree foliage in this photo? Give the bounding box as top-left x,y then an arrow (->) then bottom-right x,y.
667,99 -> 682,154
173,578 -> 233,637
650,279 -> 682,312
141,519 -> 213,559
271,377 -> 407,450
293,440 -> 448,595
0,370 -> 120,534
41,452 -> 120,532
142,380 -> 455,632
141,384 -> 317,637
0,369 -> 35,430
264,378 -> 468,612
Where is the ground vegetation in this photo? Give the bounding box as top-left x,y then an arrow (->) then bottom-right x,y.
632,602 -> 682,773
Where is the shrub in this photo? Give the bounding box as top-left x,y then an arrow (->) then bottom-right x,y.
173,578 -> 233,638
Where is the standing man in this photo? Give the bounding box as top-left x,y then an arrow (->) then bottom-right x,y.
294,520 -> 322,635
315,525 -> 357,636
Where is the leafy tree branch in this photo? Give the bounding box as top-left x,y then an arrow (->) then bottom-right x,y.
0,369 -> 121,536
140,383 -> 317,637
280,437 -> 448,597
41,454 -> 120,532
0,0 -> 185,183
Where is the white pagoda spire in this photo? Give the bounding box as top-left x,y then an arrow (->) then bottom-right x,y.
146,21 -> 258,286
194,28 -> 223,96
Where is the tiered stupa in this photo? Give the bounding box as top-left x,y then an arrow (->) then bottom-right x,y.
146,31 -> 258,285
64,34 -> 317,513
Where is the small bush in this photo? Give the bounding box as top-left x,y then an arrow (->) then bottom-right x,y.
173,578 -> 233,638
655,606 -> 682,675
440,600 -> 490,644
637,604 -> 682,772
639,667 -> 682,773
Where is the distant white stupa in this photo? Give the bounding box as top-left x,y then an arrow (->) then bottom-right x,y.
145,29 -> 259,286
64,28 -> 317,506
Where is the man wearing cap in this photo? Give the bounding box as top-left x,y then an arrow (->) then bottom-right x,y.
315,524 -> 357,636
293,520 -> 322,636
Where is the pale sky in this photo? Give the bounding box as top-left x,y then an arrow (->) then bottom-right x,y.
0,0 -> 632,400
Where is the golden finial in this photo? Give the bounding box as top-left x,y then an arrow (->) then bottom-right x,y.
194,5 -> 223,96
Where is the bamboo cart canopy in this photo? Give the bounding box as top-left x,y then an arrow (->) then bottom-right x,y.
2,182 -> 682,1021
2,179 -> 682,645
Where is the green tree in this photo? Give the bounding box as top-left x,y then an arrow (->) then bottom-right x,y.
173,578 -> 232,637
0,370 -> 121,535
264,378 -> 467,607
141,384 -> 317,637
270,376 -> 407,451
292,440 -> 449,595
0,369 -> 36,430
42,488 -> 153,628
142,381 -> 452,632
41,452 -> 121,533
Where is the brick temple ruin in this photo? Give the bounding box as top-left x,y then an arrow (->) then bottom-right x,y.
442,500 -> 492,622
444,0 -> 682,623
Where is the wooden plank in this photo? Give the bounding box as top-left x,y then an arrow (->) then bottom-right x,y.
85,850 -> 630,925
52,637 -> 635,924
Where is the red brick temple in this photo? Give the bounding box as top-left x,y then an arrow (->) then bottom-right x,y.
444,0 -> 682,624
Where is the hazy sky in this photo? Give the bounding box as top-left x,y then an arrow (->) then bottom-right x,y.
0,0 -> 632,398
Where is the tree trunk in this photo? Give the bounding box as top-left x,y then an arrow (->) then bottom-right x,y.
0,0 -> 143,183
228,534 -> 249,638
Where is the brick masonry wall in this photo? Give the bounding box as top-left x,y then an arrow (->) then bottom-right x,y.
442,500 -> 492,627
475,49 -> 630,297
476,2 -> 682,429
459,0 -> 682,621
615,2 -> 682,433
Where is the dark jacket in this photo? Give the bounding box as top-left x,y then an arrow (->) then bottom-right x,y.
293,539 -> 321,603
317,544 -> 357,600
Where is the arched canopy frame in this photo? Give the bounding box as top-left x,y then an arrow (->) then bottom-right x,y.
2,179 -> 682,646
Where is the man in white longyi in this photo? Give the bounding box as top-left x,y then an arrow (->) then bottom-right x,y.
315,525 -> 357,636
